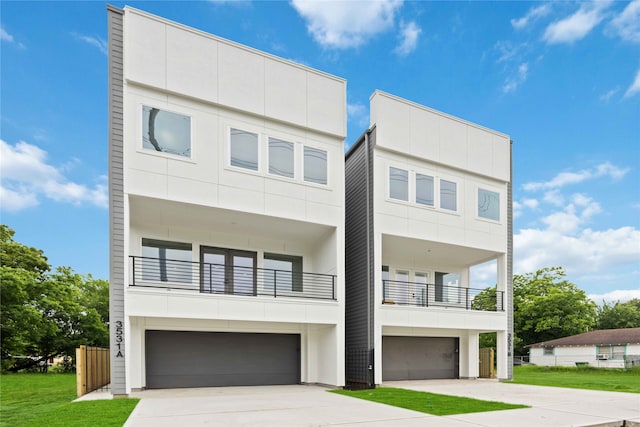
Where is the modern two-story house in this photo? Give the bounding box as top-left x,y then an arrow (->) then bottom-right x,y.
345,91 -> 513,388
107,6 -> 346,395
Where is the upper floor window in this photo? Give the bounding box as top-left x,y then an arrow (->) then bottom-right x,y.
440,179 -> 457,211
389,167 -> 408,201
478,188 -> 500,221
304,146 -> 328,185
230,128 -> 259,171
416,173 -> 434,206
142,106 -> 191,157
141,238 -> 192,283
268,137 -> 294,178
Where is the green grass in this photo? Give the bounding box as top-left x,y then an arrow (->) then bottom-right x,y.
330,387 -> 528,416
511,365 -> 640,393
0,373 -> 139,427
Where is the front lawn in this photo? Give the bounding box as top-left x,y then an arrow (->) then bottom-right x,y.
0,373 -> 139,427
511,365 -> 640,393
330,387 -> 527,416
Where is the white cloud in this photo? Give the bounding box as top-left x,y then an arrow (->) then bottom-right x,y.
1,25 -> 25,48
0,139 -> 108,212
599,87 -> 619,102
511,4 -> 552,30
608,0 -> 640,43
394,21 -> 421,56
502,62 -> 529,93
589,289 -> 640,304
72,33 -> 107,55
543,1 -> 613,44
523,161 -> 629,191
291,0 -> 403,49
347,102 -> 369,129
624,68 -> 640,98
522,198 -> 540,209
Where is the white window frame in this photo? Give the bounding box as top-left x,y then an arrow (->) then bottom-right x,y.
228,127 -> 261,172
267,136 -> 296,180
477,186 -> 502,223
139,104 -> 194,162
415,172 -> 435,208
302,144 -> 330,186
387,165 -> 411,203
438,177 -> 459,213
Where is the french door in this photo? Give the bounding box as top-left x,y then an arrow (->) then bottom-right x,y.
200,246 -> 257,295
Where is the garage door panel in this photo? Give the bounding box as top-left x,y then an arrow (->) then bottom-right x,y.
382,336 -> 458,381
146,330 -> 300,388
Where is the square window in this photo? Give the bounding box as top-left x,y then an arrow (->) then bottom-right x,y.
389,167 -> 408,201
230,128 -> 259,171
440,179 -> 457,211
268,137 -> 294,178
478,188 -> 500,221
416,173 -> 434,206
304,146 -> 327,185
141,239 -> 192,283
142,106 -> 190,157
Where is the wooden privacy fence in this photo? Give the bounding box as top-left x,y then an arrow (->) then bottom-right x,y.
76,345 -> 110,397
479,347 -> 495,378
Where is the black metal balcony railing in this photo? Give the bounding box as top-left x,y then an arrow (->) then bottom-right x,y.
382,280 -> 504,311
130,256 -> 336,301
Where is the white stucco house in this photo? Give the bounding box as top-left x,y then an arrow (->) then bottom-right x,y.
345,92 -> 513,387
529,328 -> 640,368
107,6 -> 346,395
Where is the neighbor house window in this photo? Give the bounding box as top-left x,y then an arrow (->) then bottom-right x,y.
543,347 -> 554,356
389,167 -> 408,201
141,239 -> 192,283
599,345 -> 626,360
478,188 -> 500,221
440,179 -> 457,211
268,137 -> 294,178
304,146 -> 327,185
263,253 -> 303,292
416,173 -> 434,206
142,106 -> 191,157
230,128 -> 259,171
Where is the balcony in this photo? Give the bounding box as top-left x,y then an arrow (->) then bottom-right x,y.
129,256 -> 336,301
382,280 -> 504,311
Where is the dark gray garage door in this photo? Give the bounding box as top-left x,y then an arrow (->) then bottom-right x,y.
382,336 -> 459,381
146,330 -> 300,388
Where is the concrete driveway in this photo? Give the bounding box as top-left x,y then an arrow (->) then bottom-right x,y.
123,380 -> 640,427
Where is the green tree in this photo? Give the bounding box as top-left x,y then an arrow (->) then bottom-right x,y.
514,267 -> 596,355
596,299 -> 640,329
1,225 -> 109,371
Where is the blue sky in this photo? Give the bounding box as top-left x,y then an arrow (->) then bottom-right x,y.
1,0 -> 638,303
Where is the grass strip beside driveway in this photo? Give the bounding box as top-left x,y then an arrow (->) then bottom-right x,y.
511,365 -> 640,393
0,373 -> 138,427
330,387 -> 528,416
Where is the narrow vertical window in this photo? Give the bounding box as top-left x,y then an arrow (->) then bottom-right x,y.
389,167 -> 408,201
142,106 -> 191,157
268,137 -> 294,178
478,188 -> 500,221
440,179 -> 457,211
416,173 -> 434,206
230,128 -> 258,171
304,146 -> 327,185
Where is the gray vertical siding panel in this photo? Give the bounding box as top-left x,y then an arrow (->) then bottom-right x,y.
107,5 -> 127,396
507,140 -> 514,379
344,129 -> 375,386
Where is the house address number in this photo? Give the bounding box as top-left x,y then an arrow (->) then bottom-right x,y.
115,320 -> 124,358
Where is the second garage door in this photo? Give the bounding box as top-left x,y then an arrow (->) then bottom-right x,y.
382,336 -> 459,381
145,330 -> 300,388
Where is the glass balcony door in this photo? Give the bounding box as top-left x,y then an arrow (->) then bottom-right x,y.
200,246 -> 257,295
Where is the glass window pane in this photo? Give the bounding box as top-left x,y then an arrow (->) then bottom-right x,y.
416,174 -> 434,206
233,255 -> 255,295
304,146 -> 327,184
389,167 -> 408,201
141,239 -> 192,283
264,253 -> 303,292
142,106 -> 191,157
478,188 -> 500,221
202,253 -> 225,293
268,137 -> 294,178
440,179 -> 457,211
230,128 -> 258,170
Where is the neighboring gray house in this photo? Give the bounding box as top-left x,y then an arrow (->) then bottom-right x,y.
529,327 -> 640,368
